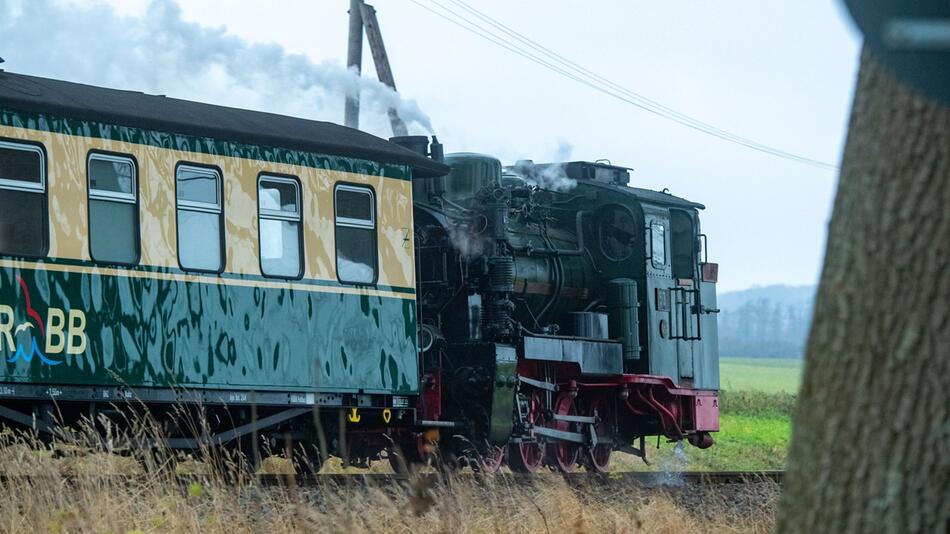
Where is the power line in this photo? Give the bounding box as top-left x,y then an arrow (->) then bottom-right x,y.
445,0 -> 778,148
407,0 -> 839,171
427,0 -> 840,171
430,0 -> 839,170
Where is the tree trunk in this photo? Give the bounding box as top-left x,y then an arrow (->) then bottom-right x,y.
776,49 -> 950,533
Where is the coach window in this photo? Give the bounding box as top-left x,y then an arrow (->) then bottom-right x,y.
176,164 -> 224,272
258,176 -> 302,278
88,153 -> 139,265
0,141 -> 47,257
334,184 -> 377,284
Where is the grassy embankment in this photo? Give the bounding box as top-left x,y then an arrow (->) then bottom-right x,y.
616,357 -> 802,472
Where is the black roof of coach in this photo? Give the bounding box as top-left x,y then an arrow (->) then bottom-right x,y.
0,71 -> 449,178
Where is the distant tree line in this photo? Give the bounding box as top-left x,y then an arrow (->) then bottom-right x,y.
718,297 -> 813,358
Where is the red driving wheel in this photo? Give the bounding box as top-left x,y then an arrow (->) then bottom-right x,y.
509,392 -> 544,473
551,392 -> 580,472
586,397 -> 613,473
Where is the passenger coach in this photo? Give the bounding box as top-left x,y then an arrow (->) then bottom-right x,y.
0,71 -> 446,463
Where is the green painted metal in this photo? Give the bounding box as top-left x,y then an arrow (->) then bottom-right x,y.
488,354 -> 517,444
0,264 -> 419,394
606,278 -> 640,361
0,109 -> 413,181
454,164 -> 719,389
442,153 -> 502,201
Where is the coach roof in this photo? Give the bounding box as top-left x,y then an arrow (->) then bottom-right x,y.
0,71 -> 449,178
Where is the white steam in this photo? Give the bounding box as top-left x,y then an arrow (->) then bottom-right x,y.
447,221 -> 487,259
507,162 -> 577,192
0,0 -> 431,136
534,163 -> 577,192
658,440 -> 691,486
552,139 -> 574,162
506,140 -> 577,192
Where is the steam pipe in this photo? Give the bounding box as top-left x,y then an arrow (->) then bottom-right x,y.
535,226 -> 563,322
637,387 -> 684,440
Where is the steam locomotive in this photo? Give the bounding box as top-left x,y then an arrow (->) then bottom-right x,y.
0,72 -> 718,473
400,142 -> 720,472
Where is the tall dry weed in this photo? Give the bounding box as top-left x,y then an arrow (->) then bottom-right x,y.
0,420 -> 778,533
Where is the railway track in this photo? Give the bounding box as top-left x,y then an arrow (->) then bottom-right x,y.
253,470 -> 785,487
0,470 -> 783,488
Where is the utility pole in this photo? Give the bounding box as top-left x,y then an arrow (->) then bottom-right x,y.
343,0 -> 409,136
344,0 -> 363,129
359,2 -> 409,136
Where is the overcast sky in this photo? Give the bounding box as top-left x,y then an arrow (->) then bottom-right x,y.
0,0 -> 863,292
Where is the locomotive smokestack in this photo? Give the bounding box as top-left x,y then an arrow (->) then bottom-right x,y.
390,135 -> 444,162
389,135 -> 429,156
429,136 -> 444,162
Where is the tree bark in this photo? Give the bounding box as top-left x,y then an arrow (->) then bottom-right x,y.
776,49 -> 950,533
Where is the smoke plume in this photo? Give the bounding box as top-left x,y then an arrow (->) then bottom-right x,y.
507,162 -> 577,192
505,139 -> 577,192
0,0 -> 432,137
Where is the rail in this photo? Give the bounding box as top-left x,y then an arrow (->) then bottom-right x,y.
0,470 -> 784,488
254,470 -> 785,487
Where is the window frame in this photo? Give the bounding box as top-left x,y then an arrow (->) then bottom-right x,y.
597,203 -> 638,262
174,162 -> 225,274
86,150 -> 141,266
333,183 -> 378,286
650,221 -> 667,269
0,138 -> 49,258
669,209 -> 697,280
257,173 -> 304,280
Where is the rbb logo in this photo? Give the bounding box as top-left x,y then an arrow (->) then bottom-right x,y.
0,276 -> 87,366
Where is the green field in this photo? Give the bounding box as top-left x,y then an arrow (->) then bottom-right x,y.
619,357 -> 802,471
720,357 -> 804,393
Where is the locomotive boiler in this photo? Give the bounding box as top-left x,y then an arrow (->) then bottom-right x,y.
402,144 -> 721,472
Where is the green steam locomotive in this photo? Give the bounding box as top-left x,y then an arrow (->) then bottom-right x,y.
406,147 -> 720,472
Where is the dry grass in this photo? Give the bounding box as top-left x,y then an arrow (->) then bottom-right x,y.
0,422 -> 779,534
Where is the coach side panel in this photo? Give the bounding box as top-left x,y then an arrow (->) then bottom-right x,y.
0,109 -> 418,394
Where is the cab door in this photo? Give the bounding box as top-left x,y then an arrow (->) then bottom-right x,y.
644,211 -> 679,382
669,210 -> 701,382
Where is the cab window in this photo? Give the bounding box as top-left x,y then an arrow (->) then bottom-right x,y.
0,141 -> 47,258
670,210 -> 696,279
650,221 -> 666,268
334,184 -> 377,284
599,205 -> 637,261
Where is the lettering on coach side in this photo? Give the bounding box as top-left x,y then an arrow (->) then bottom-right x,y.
0,276 -> 88,366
